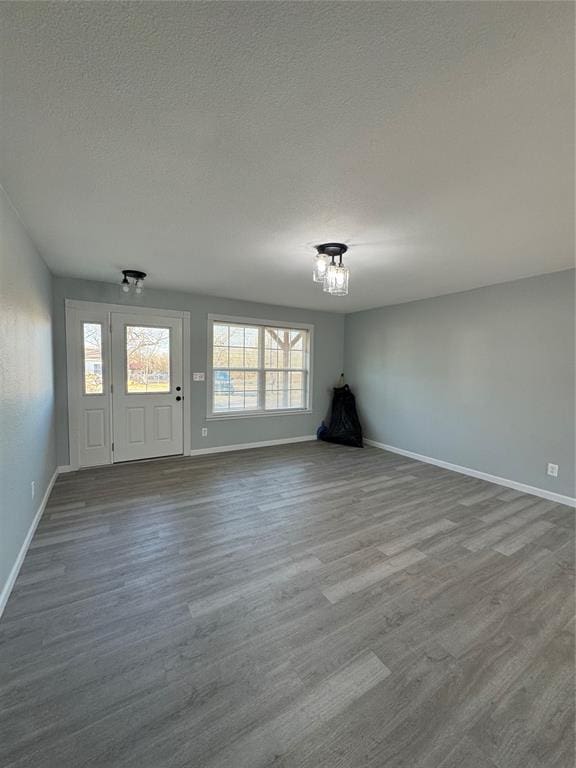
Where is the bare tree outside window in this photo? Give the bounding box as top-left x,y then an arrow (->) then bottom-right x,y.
83,322 -> 103,394
126,326 -> 171,393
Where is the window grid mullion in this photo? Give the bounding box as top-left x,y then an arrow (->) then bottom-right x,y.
258,326 -> 265,411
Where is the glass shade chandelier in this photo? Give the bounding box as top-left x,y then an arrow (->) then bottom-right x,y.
120,269 -> 147,296
313,243 -> 350,296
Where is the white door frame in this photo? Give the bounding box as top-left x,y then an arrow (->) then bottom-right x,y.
65,299 -> 191,470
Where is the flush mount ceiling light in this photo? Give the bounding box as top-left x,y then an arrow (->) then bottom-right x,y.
313,243 -> 349,296
120,269 -> 147,296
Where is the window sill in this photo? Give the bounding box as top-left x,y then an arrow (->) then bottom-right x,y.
206,409 -> 313,421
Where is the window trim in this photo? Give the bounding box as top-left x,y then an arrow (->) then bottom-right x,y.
206,314 -> 314,419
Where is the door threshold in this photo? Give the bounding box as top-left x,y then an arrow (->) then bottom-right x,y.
112,453 -> 185,466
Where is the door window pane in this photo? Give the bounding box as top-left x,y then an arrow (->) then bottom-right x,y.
126,326 -> 171,393
83,323 -> 103,394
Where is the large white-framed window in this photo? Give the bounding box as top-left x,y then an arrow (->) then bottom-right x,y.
207,314 -> 313,418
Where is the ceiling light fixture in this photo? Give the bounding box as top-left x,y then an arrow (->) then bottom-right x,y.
314,243 -> 349,296
120,269 -> 147,296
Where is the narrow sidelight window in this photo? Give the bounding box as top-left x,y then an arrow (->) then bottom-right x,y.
83,322 -> 103,394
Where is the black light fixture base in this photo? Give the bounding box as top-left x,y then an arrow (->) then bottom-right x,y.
122,269 -> 147,281
315,243 -> 348,257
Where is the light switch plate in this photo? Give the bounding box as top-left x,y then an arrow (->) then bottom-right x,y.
193,372 -> 205,382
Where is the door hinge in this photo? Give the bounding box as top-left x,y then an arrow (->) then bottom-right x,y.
112,442 -> 114,452
110,383 -> 113,393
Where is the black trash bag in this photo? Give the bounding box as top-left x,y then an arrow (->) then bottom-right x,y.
318,384 -> 363,447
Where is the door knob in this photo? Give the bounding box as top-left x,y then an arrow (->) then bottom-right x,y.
176,386 -> 181,391
176,396 -> 182,401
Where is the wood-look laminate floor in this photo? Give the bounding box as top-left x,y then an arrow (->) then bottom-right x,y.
1,442 -> 574,768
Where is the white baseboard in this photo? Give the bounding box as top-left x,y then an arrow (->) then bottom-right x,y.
365,439 -> 576,508
0,467 -> 59,619
190,435 -> 316,457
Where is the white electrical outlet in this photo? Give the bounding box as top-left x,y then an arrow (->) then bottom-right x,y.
31,481 -> 35,500
547,463 -> 559,478
201,427 -> 208,437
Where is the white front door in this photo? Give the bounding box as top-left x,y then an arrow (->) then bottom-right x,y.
111,313 -> 184,462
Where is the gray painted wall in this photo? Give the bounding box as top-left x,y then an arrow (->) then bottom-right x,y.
53,278 -> 345,466
0,187 -> 56,598
345,270 -> 575,498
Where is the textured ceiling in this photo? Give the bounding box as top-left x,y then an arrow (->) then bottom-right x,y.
0,1 -> 573,312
